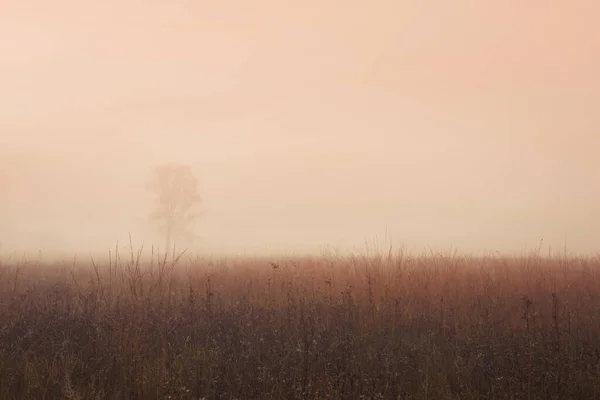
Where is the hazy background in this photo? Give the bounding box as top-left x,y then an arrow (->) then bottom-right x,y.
1,0 -> 599,257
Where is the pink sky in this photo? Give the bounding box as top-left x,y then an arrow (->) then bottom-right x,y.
1,0 -> 599,256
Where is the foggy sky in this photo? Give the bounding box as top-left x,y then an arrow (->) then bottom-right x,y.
1,0 -> 599,257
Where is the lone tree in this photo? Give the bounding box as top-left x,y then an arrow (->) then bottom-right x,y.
147,163 -> 202,255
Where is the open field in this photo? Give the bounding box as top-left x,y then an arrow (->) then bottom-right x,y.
1,248 -> 600,399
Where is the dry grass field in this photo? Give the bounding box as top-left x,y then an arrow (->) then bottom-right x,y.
1,247 -> 600,399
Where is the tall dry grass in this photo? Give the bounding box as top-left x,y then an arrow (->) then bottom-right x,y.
1,246 -> 600,399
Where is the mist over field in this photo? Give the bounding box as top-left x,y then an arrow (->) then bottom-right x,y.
1,0 -> 599,257
3,3 -> 600,398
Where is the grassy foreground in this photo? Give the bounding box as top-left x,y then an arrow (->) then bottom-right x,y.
1,249 -> 600,399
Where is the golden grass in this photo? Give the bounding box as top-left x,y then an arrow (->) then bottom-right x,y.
1,247 -> 600,399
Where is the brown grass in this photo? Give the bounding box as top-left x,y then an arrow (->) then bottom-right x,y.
1,247 -> 600,399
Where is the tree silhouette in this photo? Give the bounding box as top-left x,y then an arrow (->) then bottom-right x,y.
146,164 -> 202,255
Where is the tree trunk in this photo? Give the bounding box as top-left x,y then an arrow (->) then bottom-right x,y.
165,221 -> 173,258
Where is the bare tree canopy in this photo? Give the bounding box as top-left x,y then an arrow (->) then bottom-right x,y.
147,163 -> 202,255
